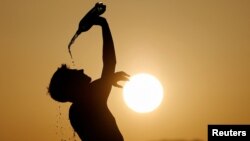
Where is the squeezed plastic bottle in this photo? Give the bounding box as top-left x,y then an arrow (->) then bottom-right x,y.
68,2 -> 106,59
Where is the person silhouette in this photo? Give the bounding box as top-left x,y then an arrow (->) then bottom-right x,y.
48,15 -> 129,141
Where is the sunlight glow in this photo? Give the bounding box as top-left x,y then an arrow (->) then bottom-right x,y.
123,73 -> 164,113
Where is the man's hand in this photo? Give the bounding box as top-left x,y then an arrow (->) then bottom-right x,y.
112,71 -> 130,88
92,16 -> 107,26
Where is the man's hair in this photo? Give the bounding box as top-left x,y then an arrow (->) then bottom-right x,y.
48,64 -> 71,102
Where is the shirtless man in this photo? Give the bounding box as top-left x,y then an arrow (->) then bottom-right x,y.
49,14 -> 128,141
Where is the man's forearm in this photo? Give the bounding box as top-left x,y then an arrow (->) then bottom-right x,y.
101,19 -> 116,67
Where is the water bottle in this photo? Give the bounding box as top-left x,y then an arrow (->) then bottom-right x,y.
68,2 -> 106,59
78,2 -> 106,32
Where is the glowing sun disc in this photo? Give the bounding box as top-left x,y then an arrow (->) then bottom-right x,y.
123,73 -> 164,113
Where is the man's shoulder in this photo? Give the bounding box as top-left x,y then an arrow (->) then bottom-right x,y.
90,78 -> 104,87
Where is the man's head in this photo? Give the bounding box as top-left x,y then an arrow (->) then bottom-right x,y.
48,64 -> 91,102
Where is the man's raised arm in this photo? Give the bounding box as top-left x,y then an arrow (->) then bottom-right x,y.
96,17 -> 116,79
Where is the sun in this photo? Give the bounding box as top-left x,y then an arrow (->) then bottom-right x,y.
123,73 -> 164,113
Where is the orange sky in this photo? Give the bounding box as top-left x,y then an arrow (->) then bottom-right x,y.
1,0 -> 250,141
